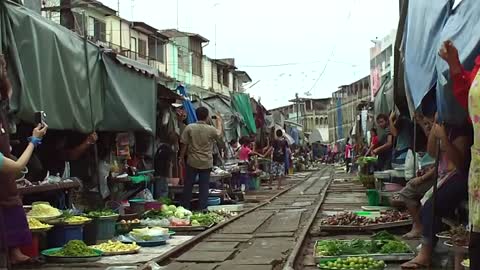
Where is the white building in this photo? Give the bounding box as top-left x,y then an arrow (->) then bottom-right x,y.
370,29 -> 396,99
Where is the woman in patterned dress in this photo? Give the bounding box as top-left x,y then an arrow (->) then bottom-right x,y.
439,40 -> 480,270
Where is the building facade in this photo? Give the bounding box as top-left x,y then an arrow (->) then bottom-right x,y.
268,97 -> 331,143
370,29 -> 396,99
328,75 -> 371,143
41,0 -> 251,97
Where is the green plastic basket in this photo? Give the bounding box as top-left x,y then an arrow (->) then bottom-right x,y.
366,189 -> 380,206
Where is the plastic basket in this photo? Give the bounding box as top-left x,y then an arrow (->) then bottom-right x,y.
366,189 -> 380,206
47,224 -> 84,248
129,199 -> 146,215
84,216 -> 117,245
208,197 -> 221,206
249,177 -> 260,190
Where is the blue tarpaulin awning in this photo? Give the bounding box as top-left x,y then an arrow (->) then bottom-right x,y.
402,0 -> 480,124
177,85 -> 198,124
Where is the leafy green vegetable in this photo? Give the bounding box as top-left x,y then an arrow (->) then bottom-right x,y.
51,240 -> 97,257
143,209 -> 167,219
315,238 -> 411,257
190,212 -> 224,226
379,240 -> 410,254
159,197 -> 172,205
372,231 -> 396,241
85,209 -> 116,218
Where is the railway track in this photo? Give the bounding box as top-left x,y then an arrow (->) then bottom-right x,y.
146,166 -> 334,270
288,168 -> 419,270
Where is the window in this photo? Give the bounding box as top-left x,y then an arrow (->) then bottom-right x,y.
87,16 -> 106,42
189,39 -> 203,76
148,38 -> 165,63
138,39 -> 147,58
223,69 -> 229,87
130,37 -> 137,59
315,118 -> 320,126
178,49 -> 189,71
217,66 -> 222,84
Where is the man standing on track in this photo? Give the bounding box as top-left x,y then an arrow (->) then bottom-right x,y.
179,107 -> 223,211
270,129 -> 288,190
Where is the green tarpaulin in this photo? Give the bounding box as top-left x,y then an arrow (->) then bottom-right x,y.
99,55 -> 156,133
0,1 -> 156,133
231,92 -> 256,135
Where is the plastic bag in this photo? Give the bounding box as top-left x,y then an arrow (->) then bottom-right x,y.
98,160 -> 111,199
134,189 -> 154,201
62,161 -> 71,179
169,216 -> 190,226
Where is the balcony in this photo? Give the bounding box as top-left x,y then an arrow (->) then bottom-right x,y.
103,42 -> 165,74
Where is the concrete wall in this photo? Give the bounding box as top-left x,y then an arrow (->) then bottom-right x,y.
202,56 -> 213,91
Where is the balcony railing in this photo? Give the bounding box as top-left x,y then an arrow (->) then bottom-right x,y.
101,42 -> 165,73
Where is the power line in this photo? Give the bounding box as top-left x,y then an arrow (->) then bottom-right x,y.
238,59 -> 358,68
309,0 -> 355,95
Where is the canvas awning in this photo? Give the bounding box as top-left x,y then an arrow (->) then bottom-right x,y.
309,128 -> 324,144
2,1 -> 157,133
232,92 -> 256,135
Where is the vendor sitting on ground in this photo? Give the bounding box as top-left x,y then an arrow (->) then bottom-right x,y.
372,114 -> 393,171
401,114 -> 472,269
394,112 -> 436,240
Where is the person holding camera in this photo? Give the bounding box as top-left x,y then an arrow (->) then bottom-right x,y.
179,107 -> 223,211
0,54 -> 48,266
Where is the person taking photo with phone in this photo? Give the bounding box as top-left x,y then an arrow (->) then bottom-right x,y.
0,54 -> 48,266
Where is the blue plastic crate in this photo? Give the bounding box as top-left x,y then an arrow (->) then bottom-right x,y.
47,225 -> 84,248
207,197 -> 221,206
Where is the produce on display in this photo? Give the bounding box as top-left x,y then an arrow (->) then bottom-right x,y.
27,203 -> 61,218
321,211 -> 410,226
160,205 -> 192,219
378,241 -> 410,254
450,225 -> 469,247
119,219 -> 140,224
130,227 -> 169,241
318,257 -> 385,270
141,205 -> 236,227
190,212 -> 224,226
85,209 -> 117,218
50,240 -> 98,257
27,217 -> 51,230
140,218 -> 170,227
316,240 -> 411,257
64,216 -> 91,224
91,241 -> 139,253
371,231 -> 396,241
315,233 -> 412,257
212,208 -> 238,219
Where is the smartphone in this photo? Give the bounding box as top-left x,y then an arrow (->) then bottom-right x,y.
34,111 -> 46,127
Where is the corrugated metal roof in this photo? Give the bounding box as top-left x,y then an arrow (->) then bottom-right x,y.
114,54 -> 159,77
159,29 -> 209,43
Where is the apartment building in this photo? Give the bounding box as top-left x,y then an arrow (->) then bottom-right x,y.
328,75 -> 372,143
41,0 -> 251,97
